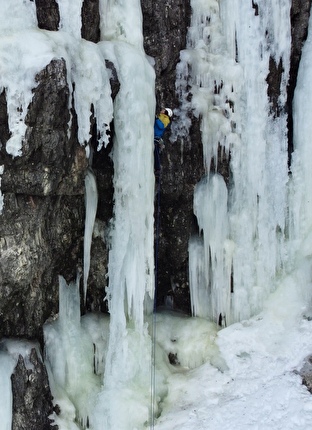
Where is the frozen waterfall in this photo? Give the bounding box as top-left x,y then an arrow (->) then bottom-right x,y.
2,0 -> 312,430
184,0 -> 291,324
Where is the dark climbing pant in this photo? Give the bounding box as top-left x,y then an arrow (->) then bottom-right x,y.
154,138 -> 161,174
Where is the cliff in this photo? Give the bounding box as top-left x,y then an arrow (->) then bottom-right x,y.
0,0 -> 311,428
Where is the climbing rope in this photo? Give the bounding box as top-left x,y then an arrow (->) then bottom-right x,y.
151,141 -> 162,429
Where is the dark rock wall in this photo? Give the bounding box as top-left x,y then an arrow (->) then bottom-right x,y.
35,0 -> 60,31
0,58 -> 87,342
11,348 -> 56,430
142,0 -> 204,312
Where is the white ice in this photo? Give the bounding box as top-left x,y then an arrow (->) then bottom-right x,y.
91,32 -> 156,430
184,0 -> 290,324
83,169 -> 98,303
44,276 -> 102,429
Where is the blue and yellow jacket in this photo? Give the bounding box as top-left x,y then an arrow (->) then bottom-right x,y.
154,113 -> 170,139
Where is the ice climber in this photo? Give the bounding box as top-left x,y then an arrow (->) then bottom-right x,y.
154,108 -> 173,177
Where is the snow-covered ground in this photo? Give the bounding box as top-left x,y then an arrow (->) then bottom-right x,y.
155,284 -> 312,429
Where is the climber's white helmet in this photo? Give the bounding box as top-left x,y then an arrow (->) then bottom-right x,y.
165,108 -> 173,118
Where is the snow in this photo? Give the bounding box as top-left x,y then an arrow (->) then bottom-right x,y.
155,288 -> 312,430
1,0 -> 312,430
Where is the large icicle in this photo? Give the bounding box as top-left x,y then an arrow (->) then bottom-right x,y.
91,39 -> 155,429
190,174 -> 234,322
88,1 -> 155,428
83,169 -> 98,303
44,276 -> 100,429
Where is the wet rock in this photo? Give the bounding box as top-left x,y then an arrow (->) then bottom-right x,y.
299,355 -> 312,394
142,0 -> 191,106
11,348 -> 56,430
105,60 -> 121,101
85,233 -> 109,314
266,56 -> 284,118
0,59 -> 87,340
35,0 -> 60,31
81,0 -> 100,43
0,90 -> 10,148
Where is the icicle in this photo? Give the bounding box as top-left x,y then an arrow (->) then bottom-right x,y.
83,169 -> 98,304
56,0 -> 84,39
190,174 -> 234,322
44,275 -> 100,429
189,235 -> 209,317
184,0 -> 290,324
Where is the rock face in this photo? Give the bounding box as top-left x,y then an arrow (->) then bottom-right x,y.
11,348 -> 56,430
142,0 -> 204,312
0,0 -> 312,426
0,58 -> 87,341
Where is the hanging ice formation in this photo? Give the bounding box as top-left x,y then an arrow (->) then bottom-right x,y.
83,169 -> 98,303
44,275 -> 101,429
181,0 -> 291,324
45,0 -> 156,428
0,0 -> 155,427
91,0 -> 156,427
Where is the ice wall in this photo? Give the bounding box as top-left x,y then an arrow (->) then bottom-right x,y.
90,1 -> 156,427
44,276 -> 100,429
0,0 -> 155,427
290,7 -> 312,297
184,0 -> 291,324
